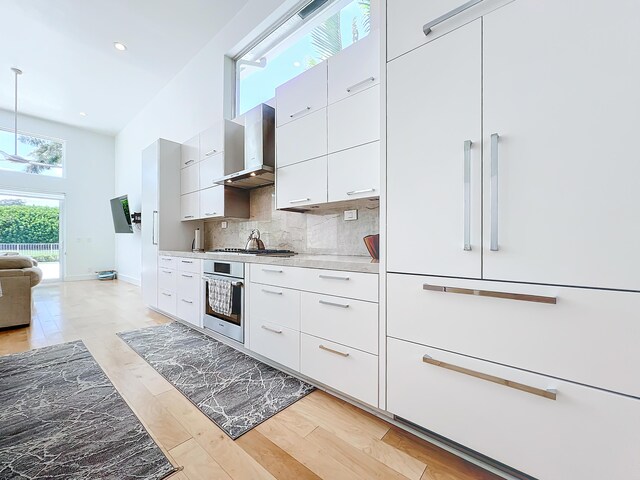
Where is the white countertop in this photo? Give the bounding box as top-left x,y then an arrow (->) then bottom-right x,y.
159,250 -> 379,274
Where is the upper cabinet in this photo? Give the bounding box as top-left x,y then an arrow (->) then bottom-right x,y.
386,0 -> 513,61
276,62 -> 328,127
181,134 -> 199,168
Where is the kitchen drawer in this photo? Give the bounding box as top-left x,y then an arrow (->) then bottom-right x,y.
301,333 -> 378,407
158,267 -> 177,292
177,270 -> 200,300
250,321 -> 300,372
387,273 -> 640,397
387,337 -> 640,480
276,108 -> 327,168
300,268 -> 378,302
158,256 -> 176,268
276,157 -> 328,209
249,264 -> 304,290
301,292 -> 378,354
328,84 -> 380,153
158,289 -> 177,316
177,296 -> 200,327
276,62 -> 327,127
180,163 -> 199,194
328,141 -> 380,202
176,258 -> 201,274
249,283 -> 300,331
328,31 -> 380,105
181,134 -> 199,168
180,191 -> 199,221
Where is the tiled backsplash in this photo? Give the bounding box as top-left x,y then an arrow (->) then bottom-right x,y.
204,186 -> 379,256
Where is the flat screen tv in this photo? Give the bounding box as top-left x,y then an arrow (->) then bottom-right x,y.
110,195 -> 133,233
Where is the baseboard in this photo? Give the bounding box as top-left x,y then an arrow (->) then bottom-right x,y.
117,274 -> 141,286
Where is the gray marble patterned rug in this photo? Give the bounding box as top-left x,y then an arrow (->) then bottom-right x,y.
0,341 -> 177,480
118,322 -> 315,439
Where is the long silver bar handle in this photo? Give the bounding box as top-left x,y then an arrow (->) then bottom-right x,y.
319,344 -> 350,357
289,197 -> 310,204
262,288 -> 283,295
319,274 -> 350,281
346,77 -> 376,93
289,106 -> 311,118
152,211 -> 158,246
423,0 -> 483,36
204,149 -> 217,157
422,354 -> 557,400
347,188 -> 376,196
423,283 -> 557,304
463,140 -> 472,251
490,133 -> 500,251
202,276 -> 243,288
261,325 -> 283,334
319,299 -> 350,308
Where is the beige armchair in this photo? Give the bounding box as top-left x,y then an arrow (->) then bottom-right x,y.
0,255 -> 43,328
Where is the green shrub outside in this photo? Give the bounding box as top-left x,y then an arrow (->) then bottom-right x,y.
0,205 -> 60,244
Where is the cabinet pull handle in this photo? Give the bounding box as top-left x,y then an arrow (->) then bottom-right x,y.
423,0 -> 483,36
161,292 -> 172,297
422,354 -> 557,400
261,325 -> 283,334
319,274 -> 350,281
184,215 -> 195,219
262,268 -> 283,273
463,140 -> 472,251
204,212 -> 217,216
181,299 -> 193,304
152,211 -> 159,246
319,299 -> 350,308
319,344 -> 350,357
423,284 -> 557,304
204,149 -> 217,157
262,288 -> 283,295
181,260 -> 193,264
490,133 -> 499,251
161,257 -> 172,262
181,274 -> 193,278
162,270 -> 172,274
346,77 -> 376,93
346,188 -> 376,196
289,197 -> 310,204
185,159 -> 195,165
289,106 -> 311,118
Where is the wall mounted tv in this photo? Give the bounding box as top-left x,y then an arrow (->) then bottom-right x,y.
110,195 -> 133,234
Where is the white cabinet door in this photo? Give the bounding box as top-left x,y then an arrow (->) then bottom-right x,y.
328,84 -> 380,153
276,109 -> 327,168
387,20 -> 482,278
199,151 -> 224,188
328,31 -> 380,105
181,134 -> 199,168
180,163 -> 199,195
328,142 -> 379,202
180,192 -> 199,221
199,185 -> 224,219
199,123 -> 223,160
482,0 -> 640,291
276,157 -> 327,209
276,62 -> 327,127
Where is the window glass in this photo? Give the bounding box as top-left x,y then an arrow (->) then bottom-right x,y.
0,129 -> 64,178
237,0 -> 371,115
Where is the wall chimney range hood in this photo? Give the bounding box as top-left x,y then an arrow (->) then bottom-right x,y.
215,104 -> 275,189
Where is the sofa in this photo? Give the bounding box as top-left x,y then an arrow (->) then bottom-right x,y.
0,255 -> 43,328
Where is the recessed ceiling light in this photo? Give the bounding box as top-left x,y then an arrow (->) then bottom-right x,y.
79,112 -> 87,117
114,42 -> 127,51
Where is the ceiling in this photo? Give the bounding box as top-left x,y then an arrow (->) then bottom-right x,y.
0,0 -> 249,135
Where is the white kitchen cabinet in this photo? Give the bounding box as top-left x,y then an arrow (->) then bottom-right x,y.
180,163 -> 199,194
328,141 -> 380,202
250,322 -> 300,372
276,62 -> 327,127
158,267 -> 177,292
249,284 -> 300,331
481,0 -> 640,291
180,191 -> 199,221
328,84 -> 380,153
276,157 -> 327,209
387,20 -> 482,279
328,31 -> 380,105
199,151 -> 225,188
158,290 -> 177,316
181,134 -> 199,168
386,0 -> 513,61
387,338 -> 640,480
199,121 -> 244,164
276,108 -> 327,168
177,265 -> 201,327
199,185 -> 249,219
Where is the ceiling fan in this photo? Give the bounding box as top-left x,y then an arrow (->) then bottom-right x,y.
0,67 -> 62,169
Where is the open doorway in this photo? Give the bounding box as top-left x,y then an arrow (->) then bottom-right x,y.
0,191 -> 64,281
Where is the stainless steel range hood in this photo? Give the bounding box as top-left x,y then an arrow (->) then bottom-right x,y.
215,104 -> 275,189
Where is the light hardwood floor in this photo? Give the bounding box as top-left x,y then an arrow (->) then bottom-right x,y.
0,280 -> 502,480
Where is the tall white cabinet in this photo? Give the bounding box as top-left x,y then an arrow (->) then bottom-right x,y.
385,1 -> 640,479
142,139 -> 196,309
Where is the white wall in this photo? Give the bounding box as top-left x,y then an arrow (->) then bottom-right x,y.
0,109 -> 115,280
114,0 -> 293,284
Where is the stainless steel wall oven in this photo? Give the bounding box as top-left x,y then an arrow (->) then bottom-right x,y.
202,260 -> 244,343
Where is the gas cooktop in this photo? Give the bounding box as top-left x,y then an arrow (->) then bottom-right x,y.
207,248 -> 297,257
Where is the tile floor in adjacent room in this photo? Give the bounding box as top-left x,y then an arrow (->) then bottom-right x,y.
0,280 -> 501,480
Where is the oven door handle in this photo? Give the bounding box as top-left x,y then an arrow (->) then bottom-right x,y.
202,276 -> 244,288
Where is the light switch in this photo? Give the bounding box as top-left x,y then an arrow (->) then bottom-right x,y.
221,221 -> 228,229
344,209 -> 358,221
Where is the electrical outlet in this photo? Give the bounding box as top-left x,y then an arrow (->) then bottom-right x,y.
221,221 -> 228,229
344,209 -> 358,221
